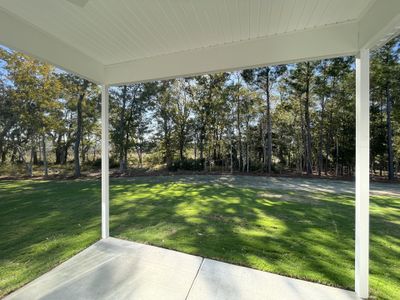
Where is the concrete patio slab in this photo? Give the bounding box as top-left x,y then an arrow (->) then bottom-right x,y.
5,238 -> 360,300
5,237 -> 203,300
187,258 -> 359,300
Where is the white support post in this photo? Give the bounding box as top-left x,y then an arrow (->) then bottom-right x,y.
355,49 -> 370,299
101,84 -> 109,239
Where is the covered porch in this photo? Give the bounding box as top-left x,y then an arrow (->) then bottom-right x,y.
1,0 -> 400,299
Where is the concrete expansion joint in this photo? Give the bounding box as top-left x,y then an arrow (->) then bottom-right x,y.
185,258 -> 205,300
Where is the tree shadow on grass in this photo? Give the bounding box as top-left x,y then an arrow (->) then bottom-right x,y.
110,180 -> 357,288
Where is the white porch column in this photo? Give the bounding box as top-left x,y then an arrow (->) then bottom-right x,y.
355,49 -> 370,299
101,84 -> 110,239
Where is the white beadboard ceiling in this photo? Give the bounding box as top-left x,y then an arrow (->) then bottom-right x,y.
1,0 -> 400,84
0,0 -> 374,65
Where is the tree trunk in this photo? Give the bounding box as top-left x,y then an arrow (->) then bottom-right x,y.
11,147 -> 17,163
0,139 -> 4,164
121,127 -> 129,172
33,149 -> 38,165
81,135 -> 87,164
194,134 -> 197,161
199,128 -> 205,169
55,134 -> 63,164
261,119 -> 267,172
335,137 -> 339,177
163,118 -> 173,169
74,98 -> 82,177
62,145 -> 68,164
1,148 -> 6,163
74,82 -> 88,177
230,136 -> 233,174
42,133 -> 48,177
179,126 -> 185,162
136,143 -> 143,168
325,113 -> 333,175
16,145 -> 33,177
246,119 -> 250,173
28,147 -> 34,177
265,68 -> 272,174
246,142 -> 250,173
318,97 -> 325,176
304,62 -> 313,175
386,86 -> 394,180
118,86 -> 128,172
237,106 -> 242,172
62,131 -> 72,165
208,147 -> 212,172
0,127 -> 10,163
325,137 -> 329,176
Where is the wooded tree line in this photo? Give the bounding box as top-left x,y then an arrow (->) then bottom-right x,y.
0,48 -> 99,177
0,37 -> 399,179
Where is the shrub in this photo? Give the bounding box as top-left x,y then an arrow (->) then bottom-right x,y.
91,158 -> 119,168
168,158 -> 204,171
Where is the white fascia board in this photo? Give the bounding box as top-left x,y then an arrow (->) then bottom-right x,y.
358,0 -> 400,50
105,22 -> 359,85
0,8 -> 104,84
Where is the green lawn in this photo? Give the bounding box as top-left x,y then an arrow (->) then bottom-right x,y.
0,178 -> 399,299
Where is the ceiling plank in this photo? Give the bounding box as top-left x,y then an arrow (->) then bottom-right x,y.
358,0 -> 400,49
0,8 -> 104,83
105,22 -> 359,85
